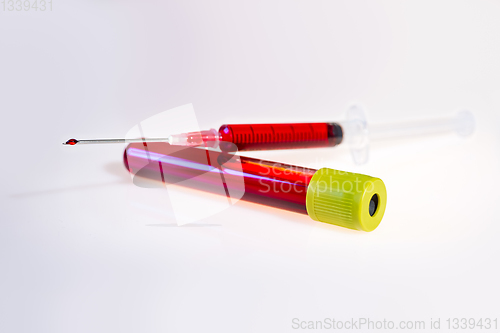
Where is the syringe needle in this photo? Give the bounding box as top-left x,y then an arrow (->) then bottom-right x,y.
63,129 -> 220,147
63,138 -> 170,145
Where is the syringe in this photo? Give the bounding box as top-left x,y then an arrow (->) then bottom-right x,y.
63,123 -> 343,149
64,105 -> 475,164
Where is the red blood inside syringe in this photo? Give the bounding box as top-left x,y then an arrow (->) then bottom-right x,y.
219,122 -> 342,151
124,142 -> 317,214
174,122 -> 343,151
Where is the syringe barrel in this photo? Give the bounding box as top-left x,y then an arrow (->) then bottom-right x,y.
218,123 -> 343,151
123,143 -> 387,231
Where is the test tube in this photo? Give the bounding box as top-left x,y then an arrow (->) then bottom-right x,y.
124,142 -> 387,231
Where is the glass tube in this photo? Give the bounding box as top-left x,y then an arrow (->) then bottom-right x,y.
124,142 -> 318,214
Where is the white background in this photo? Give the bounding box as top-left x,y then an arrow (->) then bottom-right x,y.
1,1 -> 499,332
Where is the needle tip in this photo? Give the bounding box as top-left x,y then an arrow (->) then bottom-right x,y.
63,138 -> 79,145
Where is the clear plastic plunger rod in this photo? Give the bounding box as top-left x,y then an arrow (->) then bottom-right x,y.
369,111 -> 475,141
340,106 -> 475,164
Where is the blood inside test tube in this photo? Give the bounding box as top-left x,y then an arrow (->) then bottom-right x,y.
124,142 -> 317,214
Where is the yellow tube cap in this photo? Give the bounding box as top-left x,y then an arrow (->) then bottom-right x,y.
306,168 -> 387,232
